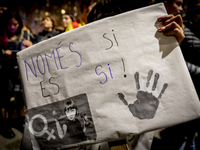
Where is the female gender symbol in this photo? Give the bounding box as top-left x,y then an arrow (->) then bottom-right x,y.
29,114 -> 56,141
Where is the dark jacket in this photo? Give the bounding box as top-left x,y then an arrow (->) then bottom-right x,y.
180,18 -> 200,97
35,30 -> 57,43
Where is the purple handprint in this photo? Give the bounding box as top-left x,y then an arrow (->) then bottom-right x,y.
117,70 -> 168,119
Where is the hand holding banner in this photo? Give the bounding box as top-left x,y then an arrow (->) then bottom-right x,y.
17,3 -> 200,149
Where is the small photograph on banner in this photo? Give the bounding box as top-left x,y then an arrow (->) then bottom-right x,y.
26,93 -> 96,149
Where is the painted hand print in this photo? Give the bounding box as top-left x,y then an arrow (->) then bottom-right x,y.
117,70 -> 168,119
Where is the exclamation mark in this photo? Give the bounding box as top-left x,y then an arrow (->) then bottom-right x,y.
122,59 -> 126,78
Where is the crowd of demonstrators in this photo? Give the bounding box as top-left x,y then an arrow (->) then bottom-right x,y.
0,4 -> 75,139
0,2 -> 80,139
0,8 -> 58,140
0,0 -> 200,150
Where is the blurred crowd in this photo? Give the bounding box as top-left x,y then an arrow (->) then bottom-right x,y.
0,0 -> 200,150
0,0 -> 97,140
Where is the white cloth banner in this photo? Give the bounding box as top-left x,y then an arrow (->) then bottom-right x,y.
68,131 -> 154,150
17,3 -> 200,150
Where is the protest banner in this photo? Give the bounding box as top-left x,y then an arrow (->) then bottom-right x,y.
64,128 -> 154,150
17,3 -> 200,150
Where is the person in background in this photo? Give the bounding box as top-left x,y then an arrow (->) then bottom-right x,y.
35,15 -> 57,43
181,0 -> 200,73
65,0 -> 96,31
0,7 -> 34,138
150,0 -> 184,41
55,13 -> 74,34
178,0 -> 200,149
62,13 -> 74,31
0,15 -> 15,139
88,0 -> 184,43
160,0 -> 183,15
3,8 -> 34,51
151,0 -> 200,150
